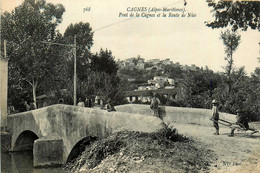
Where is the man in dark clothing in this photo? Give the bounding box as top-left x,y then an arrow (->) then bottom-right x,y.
150,93 -> 160,118
106,99 -> 116,112
85,97 -> 93,108
229,109 -> 249,137
210,99 -> 219,135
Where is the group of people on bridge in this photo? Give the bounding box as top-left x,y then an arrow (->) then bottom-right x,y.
8,99 -> 37,115
77,96 -> 116,112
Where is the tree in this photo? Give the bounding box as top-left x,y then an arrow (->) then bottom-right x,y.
179,69 -> 222,108
63,22 -> 94,83
90,48 -> 118,75
78,71 -> 125,104
1,0 -> 65,106
64,22 -> 94,50
220,29 -> 241,92
206,1 -> 260,31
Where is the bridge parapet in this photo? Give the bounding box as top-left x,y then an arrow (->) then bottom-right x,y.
115,104 -> 236,126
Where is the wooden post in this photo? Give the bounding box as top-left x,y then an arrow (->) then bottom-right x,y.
73,36 -> 77,106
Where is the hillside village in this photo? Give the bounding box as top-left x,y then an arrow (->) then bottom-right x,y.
117,57 -> 203,104
117,57 -> 200,72
117,56 -> 200,91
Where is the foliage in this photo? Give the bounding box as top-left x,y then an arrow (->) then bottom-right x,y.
90,48 -> 118,75
63,22 -> 94,82
1,0 -> 66,105
64,22 -> 94,50
76,71 -> 126,106
220,29 -> 241,92
206,1 -> 260,31
164,65 -> 184,78
60,46 -> 125,105
177,69 -> 222,108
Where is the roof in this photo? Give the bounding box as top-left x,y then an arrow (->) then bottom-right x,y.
124,88 -> 180,97
36,93 -> 55,100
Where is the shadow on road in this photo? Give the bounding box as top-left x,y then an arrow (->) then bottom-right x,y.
220,132 -> 260,139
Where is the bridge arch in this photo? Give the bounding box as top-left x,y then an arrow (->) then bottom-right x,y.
13,130 -> 39,151
66,136 -> 99,163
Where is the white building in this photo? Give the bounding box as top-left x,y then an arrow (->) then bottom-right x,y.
155,81 -> 164,88
136,61 -> 145,70
138,86 -> 147,90
161,58 -> 172,65
168,78 -> 175,85
147,59 -> 160,65
154,76 -> 168,82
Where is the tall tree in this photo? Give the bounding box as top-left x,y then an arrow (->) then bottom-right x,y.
1,0 -> 65,105
63,22 -> 94,82
206,1 -> 260,31
90,48 -> 118,75
220,29 -> 241,92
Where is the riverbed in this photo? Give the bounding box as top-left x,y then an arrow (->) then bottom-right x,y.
1,151 -> 68,173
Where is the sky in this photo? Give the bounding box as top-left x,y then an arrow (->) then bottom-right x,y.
1,0 -> 259,74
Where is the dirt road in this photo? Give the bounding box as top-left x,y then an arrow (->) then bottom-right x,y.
174,123 -> 260,173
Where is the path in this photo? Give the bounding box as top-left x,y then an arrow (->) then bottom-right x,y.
174,123 -> 260,173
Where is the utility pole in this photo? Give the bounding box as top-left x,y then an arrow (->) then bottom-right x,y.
40,37 -> 78,106
4,40 -> 7,58
73,36 -> 77,106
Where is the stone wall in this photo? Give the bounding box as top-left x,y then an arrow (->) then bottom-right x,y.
115,104 -> 236,126
0,58 -> 8,131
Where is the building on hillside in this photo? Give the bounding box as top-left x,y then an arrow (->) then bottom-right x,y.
172,62 -> 180,68
146,86 -> 158,90
124,88 -> 180,104
125,57 -> 135,63
128,78 -> 136,82
165,86 -> 175,89
145,66 -> 156,71
155,81 -> 164,88
138,86 -> 147,90
161,58 -> 172,65
168,78 -> 175,85
190,64 -> 200,71
147,59 -> 160,65
181,65 -> 189,71
154,76 -> 168,82
148,79 -> 156,85
136,59 -> 145,69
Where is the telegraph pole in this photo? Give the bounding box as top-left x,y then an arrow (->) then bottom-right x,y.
40,37 -> 77,106
73,36 -> 77,106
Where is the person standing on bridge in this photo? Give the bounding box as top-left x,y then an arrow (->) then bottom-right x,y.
77,98 -> 85,107
24,101 -> 30,111
150,93 -> 160,118
106,99 -> 116,112
211,99 -> 219,135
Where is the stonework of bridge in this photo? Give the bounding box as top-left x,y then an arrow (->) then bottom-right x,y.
7,104 -> 166,167
115,104 -> 236,126
7,103 -> 236,167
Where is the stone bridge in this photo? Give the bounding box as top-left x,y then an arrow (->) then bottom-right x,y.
7,104 -> 165,167
7,104 -> 236,167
